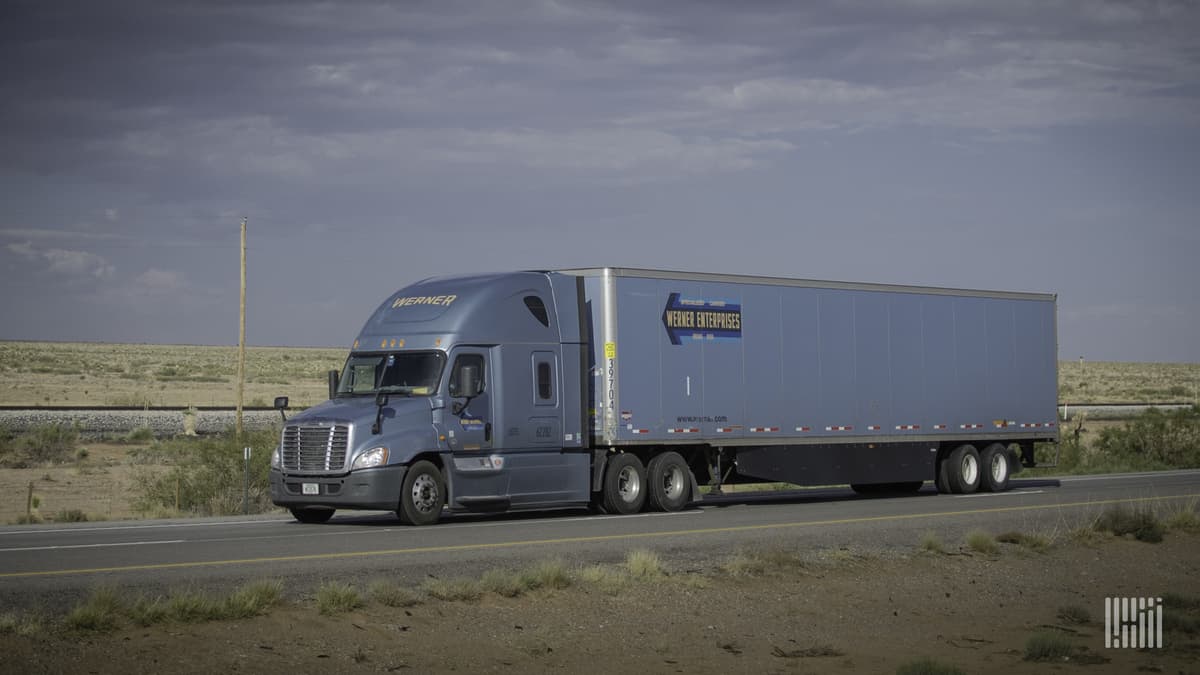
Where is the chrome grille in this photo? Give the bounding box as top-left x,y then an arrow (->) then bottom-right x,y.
281,424 -> 350,472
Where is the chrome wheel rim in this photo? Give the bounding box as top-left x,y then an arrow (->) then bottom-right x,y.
410,473 -> 439,513
618,465 -> 641,503
961,454 -> 979,485
991,453 -> 1008,483
662,465 -> 685,500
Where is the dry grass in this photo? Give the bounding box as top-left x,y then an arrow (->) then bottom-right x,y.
625,549 -> 665,579
4,341 -> 1196,408
0,341 -> 344,407
965,530 -> 999,554
1058,360 -> 1199,404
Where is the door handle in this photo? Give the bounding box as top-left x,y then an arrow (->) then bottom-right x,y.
484,423 -> 492,442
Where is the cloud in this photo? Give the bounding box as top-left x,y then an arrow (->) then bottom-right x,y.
135,268 -> 184,293
6,241 -> 36,260
4,240 -> 115,279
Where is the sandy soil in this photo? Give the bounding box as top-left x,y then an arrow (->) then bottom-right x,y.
0,443 -> 161,523
4,532 -> 1198,674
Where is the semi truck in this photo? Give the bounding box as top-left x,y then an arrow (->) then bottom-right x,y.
269,267 -> 1058,525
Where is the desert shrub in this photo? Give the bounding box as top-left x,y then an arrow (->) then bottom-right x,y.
996,531 -> 1052,553
1095,407 -> 1200,469
0,423 -> 80,468
125,427 -> 155,443
65,588 -> 123,632
368,581 -> 421,608
1057,605 -> 1090,624
1094,504 -> 1164,543
896,658 -> 966,675
132,427 -> 278,516
55,509 -> 88,522
1023,632 -> 1073,661
421,578 -> 482,602
626,549 -> 665,579
224,580 -> 283,618
965,530 -> 998,554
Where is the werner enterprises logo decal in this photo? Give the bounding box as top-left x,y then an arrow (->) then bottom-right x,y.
392,294 -> 458,309
661,292 -> 742,345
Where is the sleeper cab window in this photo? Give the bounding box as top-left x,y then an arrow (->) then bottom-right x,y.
524,295 -> 549,327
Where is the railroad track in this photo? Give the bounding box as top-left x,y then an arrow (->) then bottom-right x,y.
0,406 -> 289,435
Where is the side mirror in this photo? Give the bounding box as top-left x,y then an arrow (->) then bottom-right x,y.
273,396 -> 288,422
372,392 -> 389,435
459,364 -> 481,397
328,370 -> 340,400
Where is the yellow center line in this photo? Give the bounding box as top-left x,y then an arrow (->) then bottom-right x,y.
3,492 -> 1197,579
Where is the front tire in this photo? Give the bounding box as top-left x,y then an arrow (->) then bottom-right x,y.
980,443 -> 1011,492
397,460 -> 445,526
290,507 -> 335,524
945,444 -> 981,494
646,451 -> 690,512
602,453 -> 647,515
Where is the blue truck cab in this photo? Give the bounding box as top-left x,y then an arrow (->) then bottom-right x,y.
269,271 -> 591,524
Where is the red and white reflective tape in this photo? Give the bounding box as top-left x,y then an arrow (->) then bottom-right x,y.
866,425 -> 881,431
629,428 -> 651,435
895,424 -> 921,430
961,423 -> 984,430
1019,422 -> 1039,428
826,425 -> 853,431
667,428 -> 699,434
715,427 -> 738,433
749,426 -> 779,433
933,424 -> 947,430
795,426 -> 811,432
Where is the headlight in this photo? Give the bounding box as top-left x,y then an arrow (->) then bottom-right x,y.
351,446 -> 389,470
271,446 -> 281,469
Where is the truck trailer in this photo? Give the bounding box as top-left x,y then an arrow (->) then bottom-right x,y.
269,267 -> 1058,525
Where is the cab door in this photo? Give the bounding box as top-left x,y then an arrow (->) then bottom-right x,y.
445,348 -> 508,505
446,349 -> 492,452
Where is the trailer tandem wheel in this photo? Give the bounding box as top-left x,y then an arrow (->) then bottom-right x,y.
979,443 -> 1011,492
945,444 -> 981,494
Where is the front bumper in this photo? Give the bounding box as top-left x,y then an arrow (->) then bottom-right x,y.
270,465 -> 408,511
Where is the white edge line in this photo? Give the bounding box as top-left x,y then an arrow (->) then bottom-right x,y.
1,539 -> 186,553
955,490 -> 1045,499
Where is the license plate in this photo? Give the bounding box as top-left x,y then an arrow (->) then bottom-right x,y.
302,483 -> 319,495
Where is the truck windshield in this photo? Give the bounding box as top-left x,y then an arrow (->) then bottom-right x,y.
336,351 -> 446,397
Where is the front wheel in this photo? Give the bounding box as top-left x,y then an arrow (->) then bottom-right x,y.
397,460 -> 445,526
646,451 -> 691,512
602,453 -> 647,515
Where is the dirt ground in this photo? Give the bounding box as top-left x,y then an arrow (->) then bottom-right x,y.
0,443 -> 160,523
4,532 -> 1199,674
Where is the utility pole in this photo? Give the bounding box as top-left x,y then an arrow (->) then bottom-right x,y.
236,217 -> 247,438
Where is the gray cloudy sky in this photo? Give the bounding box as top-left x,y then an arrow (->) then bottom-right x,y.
1,0 -> 1198,361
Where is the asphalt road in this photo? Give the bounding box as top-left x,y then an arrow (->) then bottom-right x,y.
2,469 -> 1198,611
